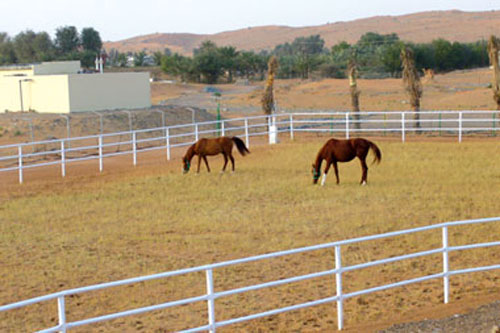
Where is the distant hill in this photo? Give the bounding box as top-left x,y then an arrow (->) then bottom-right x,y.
104,10 -> 500,55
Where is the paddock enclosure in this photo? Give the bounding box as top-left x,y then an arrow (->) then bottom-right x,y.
0,129 -> 499,331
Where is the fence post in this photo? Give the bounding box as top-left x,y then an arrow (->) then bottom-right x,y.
442,227 -> 450,304
166,127 -> 171,161
401,112 -> 406,143
195,124 -> 199,141
206,269 -> 216,333
61,140 -> 66,177
289,114 -> 294,140
244,118 -> 250,148
18,145 -> 23,184
221,120 -> 225,137
58,296 -> 67,333
98,135 -> 103,172
335,245 -> 343,330
132,131 -> 137,166
345,113 -> 350,139
458,112 -> 463,143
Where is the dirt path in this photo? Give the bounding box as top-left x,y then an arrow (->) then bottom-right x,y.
380,300 -> 500,333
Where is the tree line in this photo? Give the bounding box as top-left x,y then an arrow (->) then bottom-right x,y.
159,33 -> 489,83
0,27 -> 490,83
0,26 -> 102,68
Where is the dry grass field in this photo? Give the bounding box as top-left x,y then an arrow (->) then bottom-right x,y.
1,135 -> 499,332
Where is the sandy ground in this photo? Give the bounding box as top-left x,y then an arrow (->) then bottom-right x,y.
1,134 -> 499,332
1,68 -> 500,331
152,67 -> 497,115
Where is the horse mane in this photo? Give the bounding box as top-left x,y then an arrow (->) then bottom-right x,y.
184,144 -> 195,162
313,146 -> 325,172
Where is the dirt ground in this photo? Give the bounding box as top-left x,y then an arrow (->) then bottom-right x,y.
1,134 -> 499,332
152,67 -> 497,115
380,300 -> 500,333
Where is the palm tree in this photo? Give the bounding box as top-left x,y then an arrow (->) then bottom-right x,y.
261,56 -> 279,115
401,46 -> 423,132
348,58 -> 361,130
487,35 -> 500,110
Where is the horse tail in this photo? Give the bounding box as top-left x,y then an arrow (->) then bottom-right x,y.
368,140 -> 382,165
232,137 -> 250,156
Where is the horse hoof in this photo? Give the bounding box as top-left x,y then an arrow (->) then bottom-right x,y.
361,181 -> 367,186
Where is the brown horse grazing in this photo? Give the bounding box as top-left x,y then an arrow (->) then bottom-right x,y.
182,136 -> 250,173
312,138 -> 381,186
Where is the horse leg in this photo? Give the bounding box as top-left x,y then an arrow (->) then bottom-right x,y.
328,161 -> 339,185
321,160 -> 332,186
221,153 -> 228,172
229,153 -> 235,172
203,156 -> 210,172
359,158 -> 368,185
197,155 -> 202,173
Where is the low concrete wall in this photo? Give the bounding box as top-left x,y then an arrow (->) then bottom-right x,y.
68,72 -> 151,112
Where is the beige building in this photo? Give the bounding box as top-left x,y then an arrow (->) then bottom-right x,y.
0,61 -> 151,113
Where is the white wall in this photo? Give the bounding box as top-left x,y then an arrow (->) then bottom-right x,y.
33,61 -> 80,75
68,73 -> 151,112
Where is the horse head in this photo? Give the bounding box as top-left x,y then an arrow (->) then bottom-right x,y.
182,158 -> 191,174
311,164 -> 320,184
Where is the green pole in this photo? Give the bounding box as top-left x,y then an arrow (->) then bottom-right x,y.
216,101 -> 221,136
214,92 -> 222,136
439,112 -> 442,136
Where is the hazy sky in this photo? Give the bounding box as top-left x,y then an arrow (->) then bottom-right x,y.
1,0 -> 498,41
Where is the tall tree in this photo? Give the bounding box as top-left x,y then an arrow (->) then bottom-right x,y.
193,41 -> 222,83
13,30 -> 38,63
487,35 -> 500,110
153,51 -> 163,66
32,32 -> 55,61
401,46 -> 423,132
219,46 -> 239,83
55,26 -> 80,54
13,30 -> 55,63
81,27 -> 102,53
133,51 -> 146,66
161,53 -> 195,82
0,33 -> 16,64
291,35 -> 325,79
381,41 -> 404,77
261,56 -> 279,115
348,58 -> 361,129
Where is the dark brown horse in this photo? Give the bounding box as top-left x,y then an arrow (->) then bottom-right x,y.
312,138 -> 381,186
182,136 -> 250,173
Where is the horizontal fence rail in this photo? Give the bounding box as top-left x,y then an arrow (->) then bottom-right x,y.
0,111 -> 499,183
1,217 -> 499,332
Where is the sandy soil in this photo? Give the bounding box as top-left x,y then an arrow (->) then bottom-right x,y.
1,68 -> 499,332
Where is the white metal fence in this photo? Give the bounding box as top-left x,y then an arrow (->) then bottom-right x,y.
1,217 -> 499,332
0,110 -> 498,184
